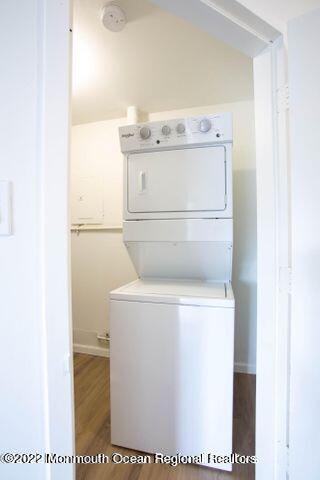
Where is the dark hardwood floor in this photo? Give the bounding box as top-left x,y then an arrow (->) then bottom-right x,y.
74,353 -> 255,480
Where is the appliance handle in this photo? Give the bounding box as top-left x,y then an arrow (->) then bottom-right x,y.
139,171 -> 146,194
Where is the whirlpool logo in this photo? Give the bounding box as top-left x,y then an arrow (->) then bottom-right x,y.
121,132 -> 134,138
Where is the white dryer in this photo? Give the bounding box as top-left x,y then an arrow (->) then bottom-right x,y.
110,113 -> 235,471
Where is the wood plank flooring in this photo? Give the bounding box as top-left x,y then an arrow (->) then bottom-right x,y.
74,353 -> 255,480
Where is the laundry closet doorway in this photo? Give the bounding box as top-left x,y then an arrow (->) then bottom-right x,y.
28,1 -> 290,479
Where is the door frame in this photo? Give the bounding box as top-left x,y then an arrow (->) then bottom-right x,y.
42,2 -> 290,480
41,1 -> 75,479
253,38 -> 290,480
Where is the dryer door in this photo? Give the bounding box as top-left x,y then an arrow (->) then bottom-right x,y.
127,145 -> 226,214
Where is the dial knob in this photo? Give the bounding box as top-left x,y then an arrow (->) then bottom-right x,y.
161,125 -> 171,136
140,126 -> 151,139
176,123 -> 186,134
199,118 -> 212,133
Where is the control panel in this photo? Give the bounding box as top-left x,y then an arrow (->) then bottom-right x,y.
119,112 -> 232,153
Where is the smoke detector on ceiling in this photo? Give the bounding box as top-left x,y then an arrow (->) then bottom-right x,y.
101,3 -> 127,32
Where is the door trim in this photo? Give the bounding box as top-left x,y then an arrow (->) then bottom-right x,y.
42,2 -> 288,480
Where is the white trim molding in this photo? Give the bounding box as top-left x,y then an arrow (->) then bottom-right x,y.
254,38 -> 290,480
73,328 -> 110,358
234,362 -> 256,375
74,344 -> 110,358
150,0 -> 281,56
40,1 -> 75,479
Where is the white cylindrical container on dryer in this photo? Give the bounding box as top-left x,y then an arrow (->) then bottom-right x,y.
127,105 -> 139,125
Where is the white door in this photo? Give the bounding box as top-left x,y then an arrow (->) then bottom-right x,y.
127,145 -> 226,213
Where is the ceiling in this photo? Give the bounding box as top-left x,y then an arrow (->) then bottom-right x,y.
72,0 -> 253,125
237,0 -> 320,32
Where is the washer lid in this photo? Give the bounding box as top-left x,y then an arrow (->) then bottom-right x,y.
110,279 -> 234,308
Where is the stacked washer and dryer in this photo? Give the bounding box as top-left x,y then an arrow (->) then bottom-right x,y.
110,112 -> 235,471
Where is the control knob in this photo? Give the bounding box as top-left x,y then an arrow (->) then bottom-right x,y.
199,118 -> 212,133
176,123 -> 186,134
162,125 -> 171,136
140,126 -> 151,139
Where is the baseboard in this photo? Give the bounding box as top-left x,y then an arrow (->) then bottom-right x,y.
234,361 -> 256,375
73,328 -> 110,358
74,343 -> 110,358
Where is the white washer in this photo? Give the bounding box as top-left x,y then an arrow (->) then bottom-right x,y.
110,279 -> 234,470
110,113 -> 235,471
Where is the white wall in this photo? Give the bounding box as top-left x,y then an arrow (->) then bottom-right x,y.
0,4 -> 46,477
71,100 -> 257,373
71,117 -> 126,226
288,9 -> 320,479
71,118 -> 137,356
238,0 -> 320,33
72,0 -> 254,124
